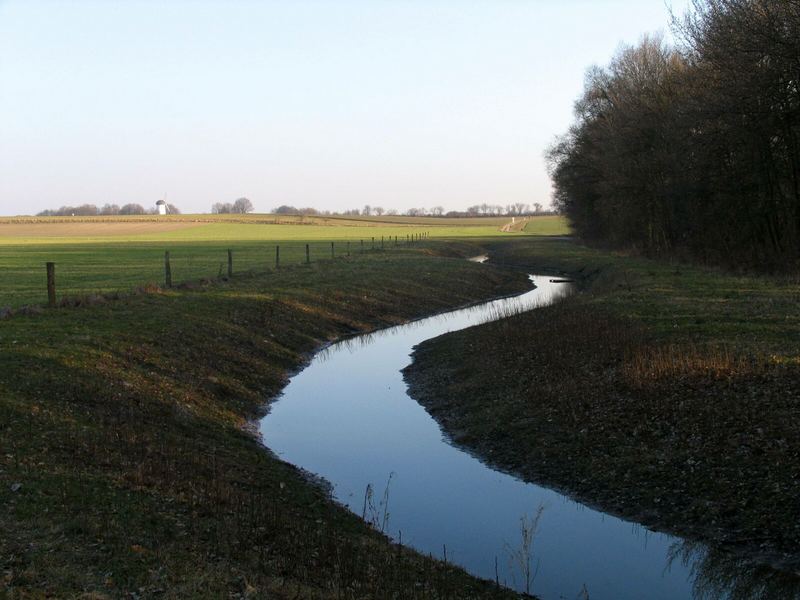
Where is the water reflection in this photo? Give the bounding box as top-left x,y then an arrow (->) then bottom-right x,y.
260,275 -> 796,599
669,541 -> 800,600
316,281 -> 564,361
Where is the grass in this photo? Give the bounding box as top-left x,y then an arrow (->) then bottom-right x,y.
0,216 -> 569,307
403,237 -> 800,589
1,243 -> 530,598
0,213 -> 557,228
520,216 -> 568,236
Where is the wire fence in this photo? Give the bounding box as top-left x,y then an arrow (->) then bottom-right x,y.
1,234 -> 430,310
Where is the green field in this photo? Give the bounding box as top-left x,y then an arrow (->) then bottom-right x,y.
0,215 -> 569,308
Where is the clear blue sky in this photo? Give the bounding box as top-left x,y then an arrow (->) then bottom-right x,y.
0,0 -> 680,215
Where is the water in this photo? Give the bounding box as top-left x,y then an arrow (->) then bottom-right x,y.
259,276 -> 698,599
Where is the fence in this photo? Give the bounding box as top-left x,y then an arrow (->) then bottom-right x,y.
4,233 -> 432,309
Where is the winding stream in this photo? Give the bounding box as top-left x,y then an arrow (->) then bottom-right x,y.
260,273 -> 700,599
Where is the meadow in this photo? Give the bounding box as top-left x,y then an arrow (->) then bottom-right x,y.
0,214 -> 568,308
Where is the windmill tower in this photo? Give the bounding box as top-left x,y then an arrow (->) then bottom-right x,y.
156,194 -> 168,215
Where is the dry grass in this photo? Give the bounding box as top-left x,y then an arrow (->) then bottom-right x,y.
621,343 -> 774,385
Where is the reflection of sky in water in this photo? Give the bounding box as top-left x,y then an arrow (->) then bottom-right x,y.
261,276 -> 695,599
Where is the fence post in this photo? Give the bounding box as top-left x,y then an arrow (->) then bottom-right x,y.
395,235 -> 397,246
46,262 -> 56,308
306,243 -> 310,264
275,245 -> 280,269
331,241 -> 335,259
347,241 -> 350,257
381,236 -> 384,249
371,236 -> 375,250
406,234 -> 409,245
360,239 -> 364,253
227,249 -> 233,278
164,251 -> 172,288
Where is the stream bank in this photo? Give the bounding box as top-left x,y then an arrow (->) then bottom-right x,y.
260,275 -> 702,600
402,239 -> 800,599
1,247 -> 529,599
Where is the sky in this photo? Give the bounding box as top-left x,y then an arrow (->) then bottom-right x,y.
0,0 -> 681,216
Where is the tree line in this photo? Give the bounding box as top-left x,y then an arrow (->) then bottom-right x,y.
37,203 -> 180,216
35,198 -> 554,219
269,202 -> 551,218
211,197 -> 254,214
547,0 -> 799,268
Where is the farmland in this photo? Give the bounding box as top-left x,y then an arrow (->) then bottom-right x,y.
0,215 -> 568,308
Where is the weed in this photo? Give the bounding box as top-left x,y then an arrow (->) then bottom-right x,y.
362,472 -> 395,534
506,504 -> 545,595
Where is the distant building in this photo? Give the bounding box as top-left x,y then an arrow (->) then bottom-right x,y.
156,200 -> 167,215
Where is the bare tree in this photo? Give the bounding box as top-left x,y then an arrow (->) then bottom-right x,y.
100,203 -> 120,215
119,203 -> 146,215
212,202 -> 233,214
232,197 -> 254,214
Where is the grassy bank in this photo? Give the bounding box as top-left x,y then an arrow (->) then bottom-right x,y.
403,238 -> 800,592
1,244 -> 529,599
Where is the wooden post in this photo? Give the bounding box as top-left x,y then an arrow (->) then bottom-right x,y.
360,239 -> 364,253
306,243 -> 310,264
381,236 -> 384,249
227,249 -> 233,278
275,245 -> 280,269
371,236 -> 375,249
164,251 -> 172,288
347,241 -> 350,257
46,262 -> 56,308
331,241 -> 335,259
406,234 -> 409,245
